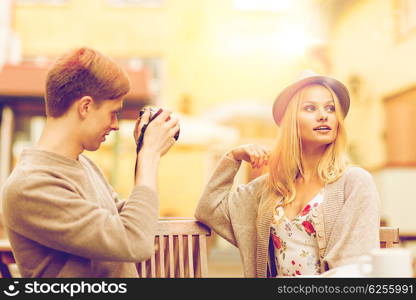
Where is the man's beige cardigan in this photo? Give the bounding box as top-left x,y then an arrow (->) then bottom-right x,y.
195,155 -> 380,277
2,149 -> 159,277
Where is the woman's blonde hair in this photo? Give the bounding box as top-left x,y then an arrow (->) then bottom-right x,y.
266,82 -> 349,208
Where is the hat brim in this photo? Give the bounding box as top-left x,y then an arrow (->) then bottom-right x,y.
272,75 -> 350,125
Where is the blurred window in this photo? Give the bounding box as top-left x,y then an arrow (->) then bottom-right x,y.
11,115 -> 45,168
396,0 -> 416,39
141,57 -> 163,99
384,86 -> 416,166
17,0 -> 68,5
106,0 -> 164,7
121,57 -> 164,103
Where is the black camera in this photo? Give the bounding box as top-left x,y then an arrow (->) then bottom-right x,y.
136,107 -> 180,154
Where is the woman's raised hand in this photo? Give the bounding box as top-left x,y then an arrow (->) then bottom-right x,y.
229,144 -> 270,168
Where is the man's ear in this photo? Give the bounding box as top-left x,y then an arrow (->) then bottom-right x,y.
78,96 -> 94,118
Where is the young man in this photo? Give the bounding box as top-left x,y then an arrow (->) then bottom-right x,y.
1,47 -> 180,277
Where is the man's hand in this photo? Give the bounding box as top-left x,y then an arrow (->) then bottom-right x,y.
133,108 -> 151,145
134,108 -> 180,157
140,109 -> 179,158
133,108 -> 180,189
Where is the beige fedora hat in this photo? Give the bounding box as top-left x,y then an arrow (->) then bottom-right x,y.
272,70 -> 350,125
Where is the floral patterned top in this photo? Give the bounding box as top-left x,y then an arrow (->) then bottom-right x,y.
270,189 -> 324,277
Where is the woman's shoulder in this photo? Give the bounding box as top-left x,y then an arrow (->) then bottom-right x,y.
246,173 -> 273,203
344,165 -> 372,178
245,173 -> 269,190
337,165 -> 375,189
231,173 -> 270,202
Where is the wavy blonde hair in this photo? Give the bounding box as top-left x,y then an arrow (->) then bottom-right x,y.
265,83 -> 349,208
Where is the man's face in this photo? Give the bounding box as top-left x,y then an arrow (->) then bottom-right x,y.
81,97 -> 123,151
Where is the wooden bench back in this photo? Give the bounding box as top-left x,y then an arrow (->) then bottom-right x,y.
137,219 -> 211,278
380,226 -> 400,248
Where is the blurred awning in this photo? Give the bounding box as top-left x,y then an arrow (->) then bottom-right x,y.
117,112 -> 240,147
0,63 -> 152,118
201,101 -> 273,124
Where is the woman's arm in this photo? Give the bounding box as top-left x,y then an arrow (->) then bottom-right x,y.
195,144 -> 269,246
323,167 -> 380,269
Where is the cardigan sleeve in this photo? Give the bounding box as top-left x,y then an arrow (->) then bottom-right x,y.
323,167 -> 380,270
3,172 -> 159,263
194,154 -> 264,247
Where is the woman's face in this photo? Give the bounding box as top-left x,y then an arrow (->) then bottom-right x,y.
297,84 -> 339,148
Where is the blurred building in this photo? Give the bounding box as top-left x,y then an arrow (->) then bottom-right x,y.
2,0 -> 313,217
328,0 -> 416,235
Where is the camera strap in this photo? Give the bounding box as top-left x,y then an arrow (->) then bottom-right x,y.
134,123 -> 149,178
136,124 -> 148,154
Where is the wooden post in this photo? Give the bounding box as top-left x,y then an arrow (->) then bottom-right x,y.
0,106 -> 13,188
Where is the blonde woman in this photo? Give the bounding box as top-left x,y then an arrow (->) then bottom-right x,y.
195,71 -> 380,278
